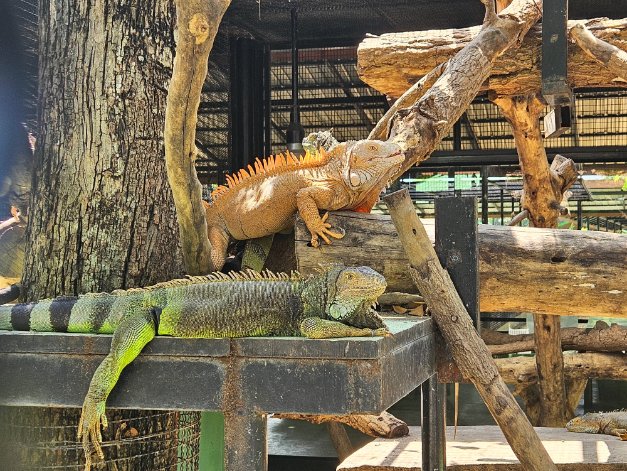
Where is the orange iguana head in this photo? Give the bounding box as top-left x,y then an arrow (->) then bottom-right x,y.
341,139 -> 404,211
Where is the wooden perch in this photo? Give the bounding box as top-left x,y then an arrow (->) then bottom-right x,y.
164,0 -> 230,274
496,353 -> 627,385
273,411 -> 409,439
383,0 -> 544,180
294,212 -> 627,318
570,23 -> 627,81
491,94 -> 578,427
492,95 -> 578,228
384,189 -> 557,471
358,18 -> 627,99
484,322 -> 627,355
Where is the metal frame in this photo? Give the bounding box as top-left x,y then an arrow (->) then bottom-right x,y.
0,317 -> 436,470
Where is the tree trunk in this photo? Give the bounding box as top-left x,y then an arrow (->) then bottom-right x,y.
491,95 -> 579,426
293,212 -> 627,318
357,18 -> 627,99
15,0 -> 192,469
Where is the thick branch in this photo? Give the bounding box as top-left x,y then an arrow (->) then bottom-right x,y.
368,62 -> 447,140
165,0 -> 230,274
496,353 -> 627,384
570,23 -> 627,81
273,412 -> 409,439
384,189 -> 557,471
492,96 -> 577,227
484,323 -> 627,354
384,0 -> 544,179
358,18 -> 627,99
491,94 -> 580,426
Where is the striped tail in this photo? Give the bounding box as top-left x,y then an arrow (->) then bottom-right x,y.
0,296 -> 82,332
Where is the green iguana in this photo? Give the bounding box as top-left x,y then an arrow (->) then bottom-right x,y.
0,265 -> 389,469
204,139 -> 404,270
566,411 -> 627,440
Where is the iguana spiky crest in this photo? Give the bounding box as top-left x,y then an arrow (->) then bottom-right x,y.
211,148 -> 330,202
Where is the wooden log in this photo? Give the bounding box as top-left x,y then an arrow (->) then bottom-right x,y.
273,411 -> 409,439
496,353 -> 627,384
491,95 -> 578,426
358,18 -> 627,99
571,23 -> 627,81
294,212 -> 627,318
438,352 -> 627,385
484,323 -> 627,355
383,189 -> 558,471
383,0 -> 544,180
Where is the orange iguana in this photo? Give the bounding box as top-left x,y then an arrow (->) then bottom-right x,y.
204,139 -> 404,271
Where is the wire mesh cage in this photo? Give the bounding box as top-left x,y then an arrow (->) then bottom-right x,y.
0,407 -> 200,470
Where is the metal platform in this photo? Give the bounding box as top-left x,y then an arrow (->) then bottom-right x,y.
0,315 -> 436,470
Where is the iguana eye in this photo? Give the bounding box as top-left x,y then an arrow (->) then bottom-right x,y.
368,144 -> 378,151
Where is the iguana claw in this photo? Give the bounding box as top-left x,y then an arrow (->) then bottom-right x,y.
310,212 -> 345,247
78,396 -> 107,470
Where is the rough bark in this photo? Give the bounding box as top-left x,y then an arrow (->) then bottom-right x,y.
384,189 -> 558,471
491,95 -> 578,228
496,353 -> 627,384
358,18 -> 627,99
491,94 -> 578,427
439,353 -> 627,385
273,411 -> 409,439
294,212 -> 627,318
18,0 -> 189,468
484,323 -> 627,355
165,0 -> 230,274
383,0 -> 544,181
570,23 -> 627,81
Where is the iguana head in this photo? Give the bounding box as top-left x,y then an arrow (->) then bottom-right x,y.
566,414 -> 602,434
325,265 -> 388,330
339,139 -> 404,211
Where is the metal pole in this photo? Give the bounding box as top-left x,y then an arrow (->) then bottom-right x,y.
291,8 -> 299,126
577,200 -> 582,230
286,8 -> 305,155
480,166 -> 489,224
500,189 -> 504,225
263,43 -> 272,157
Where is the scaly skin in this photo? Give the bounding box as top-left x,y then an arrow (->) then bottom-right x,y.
204,139 -> 404,270
566,411 -> 627,440
0,265 -> 389,469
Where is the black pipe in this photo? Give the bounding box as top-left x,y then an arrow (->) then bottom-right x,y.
481,166 -> 489,224
291,8 -> 299,127
286,8 -> 305,155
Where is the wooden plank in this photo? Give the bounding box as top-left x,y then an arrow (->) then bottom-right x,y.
338,426 -> 627,470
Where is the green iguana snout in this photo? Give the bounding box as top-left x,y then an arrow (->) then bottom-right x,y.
328,266 -> 387,330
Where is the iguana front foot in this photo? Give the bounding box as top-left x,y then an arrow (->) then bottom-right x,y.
310,212 -> 345,247
78,396 -> 108,470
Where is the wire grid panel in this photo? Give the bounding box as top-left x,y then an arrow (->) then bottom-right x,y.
270,46 -> 386,154
0,407 -> 200,470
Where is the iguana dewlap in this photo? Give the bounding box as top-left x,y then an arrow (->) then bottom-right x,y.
204,139 -> 404,270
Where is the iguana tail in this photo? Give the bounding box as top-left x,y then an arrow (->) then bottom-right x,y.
0,293 -> 124,334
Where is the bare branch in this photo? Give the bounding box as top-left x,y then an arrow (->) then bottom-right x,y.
164,0 -> 231,274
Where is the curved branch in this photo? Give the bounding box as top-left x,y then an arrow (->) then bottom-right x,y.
164,0 -> 231,274
570,23 -> 627,81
